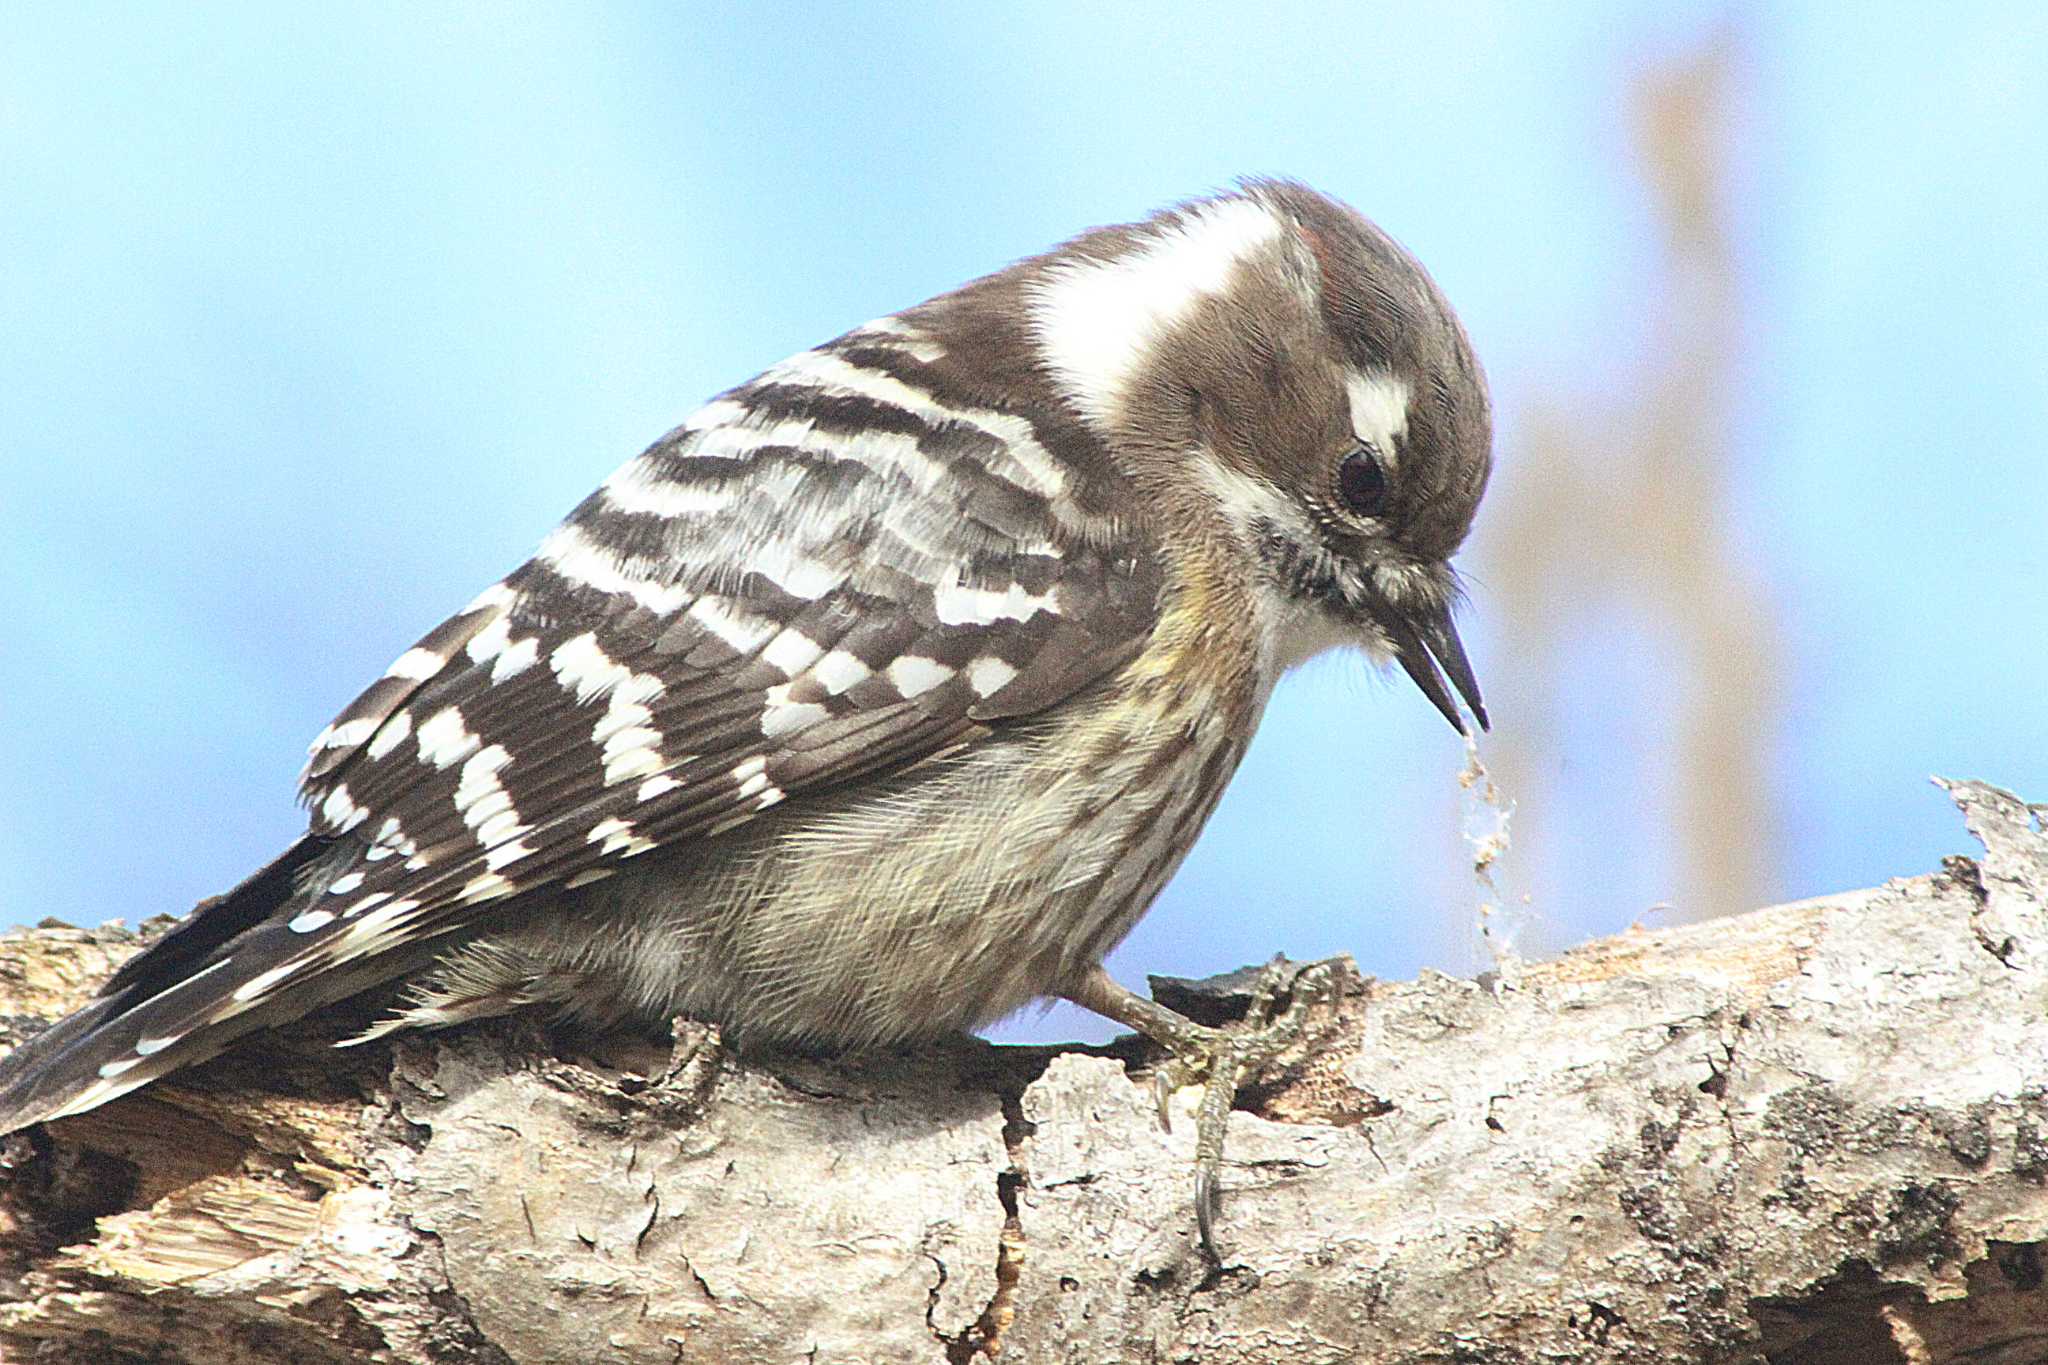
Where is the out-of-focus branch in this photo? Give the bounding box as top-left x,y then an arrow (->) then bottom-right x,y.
1480,31 -> 1778,935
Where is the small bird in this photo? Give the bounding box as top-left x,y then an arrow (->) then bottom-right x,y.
0,180 -> 1489,1251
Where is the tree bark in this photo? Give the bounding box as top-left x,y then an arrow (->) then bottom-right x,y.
2,778 -> 2045,1364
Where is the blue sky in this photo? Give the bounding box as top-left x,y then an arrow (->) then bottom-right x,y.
3,4 -> 2043,1043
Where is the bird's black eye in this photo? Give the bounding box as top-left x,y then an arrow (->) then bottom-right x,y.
1337,446 -> 1390,517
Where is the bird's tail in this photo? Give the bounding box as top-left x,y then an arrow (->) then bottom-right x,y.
0,837 -> 408,1132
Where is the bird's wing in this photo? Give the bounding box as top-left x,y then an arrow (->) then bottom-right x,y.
4,329 -> 1158,1127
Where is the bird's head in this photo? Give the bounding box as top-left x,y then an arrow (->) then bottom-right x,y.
1026,179 -> 1492,732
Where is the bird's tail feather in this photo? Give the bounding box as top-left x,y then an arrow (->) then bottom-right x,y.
0,837 -> 417,1132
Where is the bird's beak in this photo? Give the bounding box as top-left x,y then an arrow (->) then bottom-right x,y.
1379,603 -> 1489,735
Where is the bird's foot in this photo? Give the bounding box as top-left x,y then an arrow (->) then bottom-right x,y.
1063,955 -> 1346,1260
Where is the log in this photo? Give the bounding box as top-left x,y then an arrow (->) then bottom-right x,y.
1,778 -> 2044,1363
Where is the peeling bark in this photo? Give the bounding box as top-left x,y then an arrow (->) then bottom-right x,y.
3,779 -> 2046,1363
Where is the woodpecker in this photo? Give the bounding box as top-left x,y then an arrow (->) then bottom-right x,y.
0,180 -> 1490,1251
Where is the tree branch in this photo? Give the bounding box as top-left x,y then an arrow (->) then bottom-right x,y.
3,779 -> 2045,1363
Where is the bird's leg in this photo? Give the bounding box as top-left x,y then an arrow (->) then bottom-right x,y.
1061,956 -> 1341,1259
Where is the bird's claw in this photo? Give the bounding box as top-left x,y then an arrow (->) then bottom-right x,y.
1151,1066 -> 1176,1132
1151,955 -> 1344,1261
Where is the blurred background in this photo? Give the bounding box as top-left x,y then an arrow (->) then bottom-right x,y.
2,4 -> 2043,1043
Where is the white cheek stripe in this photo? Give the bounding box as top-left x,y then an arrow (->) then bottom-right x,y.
1192,452 -> 1302,543
1191,451 -> 1349,676
1029,197 -> 1284,431
1346,370 -> 1411,467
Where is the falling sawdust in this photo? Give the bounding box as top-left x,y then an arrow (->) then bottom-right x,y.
1459,734 -> 1530,985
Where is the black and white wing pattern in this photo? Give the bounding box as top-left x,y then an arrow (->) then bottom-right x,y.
293,325 -> 1155,933
0,316 -> 1158,1126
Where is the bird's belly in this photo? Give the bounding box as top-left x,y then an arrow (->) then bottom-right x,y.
529,697 -> 1247,1048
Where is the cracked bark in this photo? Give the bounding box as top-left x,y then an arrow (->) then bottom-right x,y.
2,778 -> 2046,1364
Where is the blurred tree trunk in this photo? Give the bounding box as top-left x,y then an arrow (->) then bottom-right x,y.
2,780 -> 2045,1363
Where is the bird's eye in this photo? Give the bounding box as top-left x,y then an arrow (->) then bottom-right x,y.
1337,446 -> 1390,517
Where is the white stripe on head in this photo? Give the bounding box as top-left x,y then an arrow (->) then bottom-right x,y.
1346,370 -> 1411,470
1029,196 -> 1286,431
